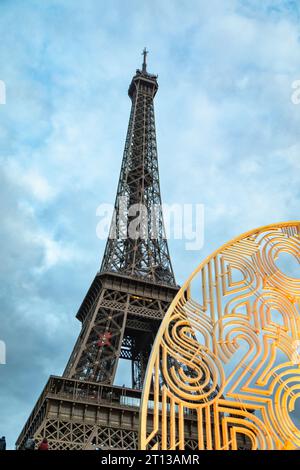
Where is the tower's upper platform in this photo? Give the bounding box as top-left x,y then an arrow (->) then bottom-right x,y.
128,48 -> 158,98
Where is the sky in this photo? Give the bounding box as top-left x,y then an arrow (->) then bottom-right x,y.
0,0 -> 300,449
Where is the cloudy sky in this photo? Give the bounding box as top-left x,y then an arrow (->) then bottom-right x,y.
0,0 -> 300,449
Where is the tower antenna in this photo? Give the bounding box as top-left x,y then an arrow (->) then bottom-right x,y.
142,47 -> 148,73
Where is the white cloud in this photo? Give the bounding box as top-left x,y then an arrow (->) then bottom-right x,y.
32,232 -> 81,271
5,160 -> 56,202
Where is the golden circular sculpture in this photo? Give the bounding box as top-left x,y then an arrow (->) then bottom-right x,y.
139,222 -> 300,450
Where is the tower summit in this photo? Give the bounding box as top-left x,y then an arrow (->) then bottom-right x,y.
142,47 -> 148,73
16,52 -> 182,450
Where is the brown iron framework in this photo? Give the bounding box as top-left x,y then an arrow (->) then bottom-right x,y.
16,376 -> 201,450
100,50 -> 175,286
63,272 -> 177,388
16,52 -> 178,450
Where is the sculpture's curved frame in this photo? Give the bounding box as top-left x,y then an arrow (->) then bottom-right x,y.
139,222 -> 300,450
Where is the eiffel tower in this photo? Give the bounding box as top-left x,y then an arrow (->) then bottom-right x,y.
16,50 -> 182,450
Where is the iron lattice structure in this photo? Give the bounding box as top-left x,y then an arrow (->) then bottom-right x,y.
101,56 -> 175,286
140,222 -> 300,450
16,52 -> 179,450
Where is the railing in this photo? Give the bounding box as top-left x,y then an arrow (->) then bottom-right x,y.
16,375 -> 198,448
